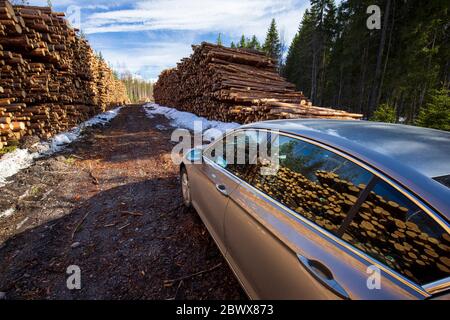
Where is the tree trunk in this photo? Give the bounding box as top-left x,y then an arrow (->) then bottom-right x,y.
311,45 -> 318,104
359,45 -> 368,115
368,0 -> 392,115
418,28 -> 438,112
337,64 -> 344,107
377,0 -> 396,107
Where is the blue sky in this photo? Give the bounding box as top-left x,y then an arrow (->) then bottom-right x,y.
29,0 -> 309,81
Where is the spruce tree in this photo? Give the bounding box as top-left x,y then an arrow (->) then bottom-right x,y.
416,88 -> 450,131
283,32 -> 301,83
371,103 -> 397,123
248,35 -> 261,50
284,10 -> 315,94
239,35 -> 247,48
309,0 -> 337,104
216,33 -> 223,46
230,41 -> 236,49
262,19 -> 282,63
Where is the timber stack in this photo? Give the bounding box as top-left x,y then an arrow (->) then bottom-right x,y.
0,0 -> 128,150
154,42 -> 362,124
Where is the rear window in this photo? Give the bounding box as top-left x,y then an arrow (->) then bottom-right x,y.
342,179 -> 450,285
434,175 -> 450,188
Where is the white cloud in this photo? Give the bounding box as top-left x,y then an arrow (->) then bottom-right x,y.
101,38 -> 195,79
28,0 -> 309,80
83,0 -> 306,41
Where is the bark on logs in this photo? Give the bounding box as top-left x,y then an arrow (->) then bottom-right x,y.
154,43 -> 363,124
0,1 -> 129,150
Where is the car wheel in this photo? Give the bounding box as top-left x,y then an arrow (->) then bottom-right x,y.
180,167 -> 192,208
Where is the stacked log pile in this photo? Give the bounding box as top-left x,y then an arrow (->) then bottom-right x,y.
0,1 -> 128,150
154,42 -> 362,124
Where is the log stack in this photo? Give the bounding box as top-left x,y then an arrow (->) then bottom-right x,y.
154,42 -> 362,124
0,0 -> 129,150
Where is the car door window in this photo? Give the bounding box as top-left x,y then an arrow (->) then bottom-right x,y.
205,130 -> 262,178
342,180 -> 450,285
226,134 -> 374,236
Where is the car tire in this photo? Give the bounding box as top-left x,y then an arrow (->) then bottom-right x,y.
180,167 -> 192,208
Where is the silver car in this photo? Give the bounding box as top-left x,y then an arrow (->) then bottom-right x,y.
179,120 -> 450,300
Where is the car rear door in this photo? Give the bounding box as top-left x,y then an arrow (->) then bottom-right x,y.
223,131 -> 435,299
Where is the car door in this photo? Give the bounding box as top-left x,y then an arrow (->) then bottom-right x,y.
223,132 -> 440,299
188,133 -> 243,254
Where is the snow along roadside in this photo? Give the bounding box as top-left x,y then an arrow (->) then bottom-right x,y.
0,107 -> 122,187
143,103 -> 240,140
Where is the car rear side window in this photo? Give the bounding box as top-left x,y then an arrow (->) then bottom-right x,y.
342,180 -> 450,285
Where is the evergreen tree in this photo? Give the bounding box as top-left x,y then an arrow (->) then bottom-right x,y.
416,88 -> 450,131
283,10 -> 316,95
230,41 -> 236,49
281,0 -> 449,130
262,19 -> 282,64
185,0 -> 448,130
239,35 -> 247,48
216,33 -> 223,46
371,103 -> 397,123
248,35 -> 261,50
308,0 -> 337,104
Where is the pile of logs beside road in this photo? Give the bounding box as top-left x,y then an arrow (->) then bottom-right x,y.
0,0 -> 129,150
154,43 -> 362,124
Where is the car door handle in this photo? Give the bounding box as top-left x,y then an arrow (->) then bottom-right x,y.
215,184 -> 229,197
297,254 -> 350,300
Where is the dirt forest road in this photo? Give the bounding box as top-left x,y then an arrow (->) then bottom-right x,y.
0,105 -> 245,300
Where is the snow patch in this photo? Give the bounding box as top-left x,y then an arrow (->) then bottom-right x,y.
42,107 -> 122,154
0,208 -> 16,219
0,107 -> 122,187
144,103 -> 240,137
0,149 -> 35,187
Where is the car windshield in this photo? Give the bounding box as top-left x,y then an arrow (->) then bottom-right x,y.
433,174 -> 450,189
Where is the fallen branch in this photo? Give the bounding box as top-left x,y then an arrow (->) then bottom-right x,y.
104,223 -> 116,228
71,212 -> 89,240
164,263 -> 222,284
118,223 -> 130,230
122,211 -> 143,217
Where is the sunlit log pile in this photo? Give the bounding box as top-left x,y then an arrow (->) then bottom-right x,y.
154,42 -> 362,124
231,163 -> 450,284
0,0 -> 129,150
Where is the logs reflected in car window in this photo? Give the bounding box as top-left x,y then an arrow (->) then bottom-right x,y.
227,134 -> 373,236
211,130 -> 263,177
217,131 -> 450,285
342,180 -> 450,285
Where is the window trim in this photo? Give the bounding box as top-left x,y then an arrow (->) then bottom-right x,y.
204,128 -> 450,296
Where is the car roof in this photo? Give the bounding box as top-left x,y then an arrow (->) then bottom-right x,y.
241,119 -> 450,221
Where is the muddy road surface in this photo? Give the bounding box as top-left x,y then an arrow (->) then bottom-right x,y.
0,105 -> 245,300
